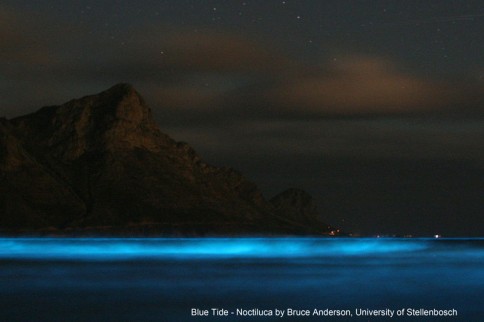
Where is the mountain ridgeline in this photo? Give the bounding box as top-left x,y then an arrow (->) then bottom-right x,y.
0,84 -> 335,235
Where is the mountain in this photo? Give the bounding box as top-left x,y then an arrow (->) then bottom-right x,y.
0,84 -> 334,235
0,118 -> 86,229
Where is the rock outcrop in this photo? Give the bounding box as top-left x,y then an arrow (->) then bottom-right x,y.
270,188 -> 334,232
0,84 -> 333,235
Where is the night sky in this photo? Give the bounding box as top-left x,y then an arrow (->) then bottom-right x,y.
1,1 -> 483,236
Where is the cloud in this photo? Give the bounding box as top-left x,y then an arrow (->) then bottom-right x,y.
247,56 -> 483,118
0,6 -> 295,116
0,7 -> 52,65
166,118 -> 484,163
1,3 -> 482,121
142,30 -> 293,75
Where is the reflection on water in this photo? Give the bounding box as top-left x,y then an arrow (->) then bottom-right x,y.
0,238 -> 483,321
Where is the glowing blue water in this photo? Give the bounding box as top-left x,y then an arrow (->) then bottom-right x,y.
0,238 -> 442,259
0,238 -> 483,321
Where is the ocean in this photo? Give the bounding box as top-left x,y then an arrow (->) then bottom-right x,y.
0,238 -> 482,321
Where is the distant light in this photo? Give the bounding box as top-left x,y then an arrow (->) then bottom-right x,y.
434,234 -> 441,238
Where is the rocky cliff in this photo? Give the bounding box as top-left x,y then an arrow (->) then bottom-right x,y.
0,84 -> 334,235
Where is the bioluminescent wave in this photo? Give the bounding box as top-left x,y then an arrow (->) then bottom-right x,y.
1,238 -> 483,321
0,238 -> 482,260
